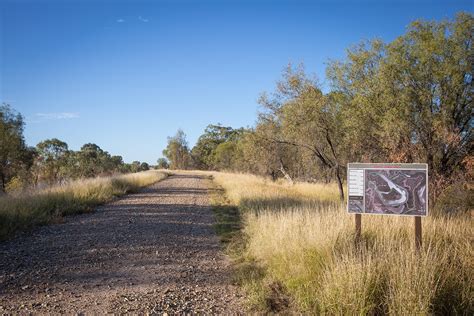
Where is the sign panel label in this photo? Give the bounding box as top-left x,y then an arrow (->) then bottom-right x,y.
347,163 -> 428,216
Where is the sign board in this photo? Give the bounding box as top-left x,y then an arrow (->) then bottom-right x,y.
347,163 -> 428,216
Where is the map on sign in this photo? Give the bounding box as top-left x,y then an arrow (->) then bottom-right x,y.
347,163 -> 428,216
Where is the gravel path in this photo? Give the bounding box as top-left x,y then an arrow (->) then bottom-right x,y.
0,173 -> 243,314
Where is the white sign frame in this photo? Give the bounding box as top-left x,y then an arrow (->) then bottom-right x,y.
347,163 -> 428,217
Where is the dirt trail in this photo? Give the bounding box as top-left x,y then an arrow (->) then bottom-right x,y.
0,173 -> 243,314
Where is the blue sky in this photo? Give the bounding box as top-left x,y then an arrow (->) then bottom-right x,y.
1,0 -> 472,164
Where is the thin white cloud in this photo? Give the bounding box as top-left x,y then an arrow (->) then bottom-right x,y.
35,112 -> 80,120
116,18 -> 125,23
138,16 -> 149,22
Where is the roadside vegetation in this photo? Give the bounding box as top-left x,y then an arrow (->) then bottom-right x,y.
0,170 -> 166,240
166,17 -> 473,312
0,104 -> 152,194
161,13 -> 473,214
1,101 -> 161,239
166,16 -> 473,312
211,172 -> 472,314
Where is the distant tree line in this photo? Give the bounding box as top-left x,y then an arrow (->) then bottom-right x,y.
0,104 -> 150,193
160,13 -> 473,206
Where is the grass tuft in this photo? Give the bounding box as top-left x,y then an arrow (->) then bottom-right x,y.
0,171 -> 167,240
210,171 -> 473,314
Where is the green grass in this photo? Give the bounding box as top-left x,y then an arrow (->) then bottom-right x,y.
208,175 -> 242,246
0,170 -> 167,240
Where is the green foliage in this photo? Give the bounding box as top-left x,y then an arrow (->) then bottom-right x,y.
35,138 -> 69,184
110,155 -> 125,171
191,124 -> 244,170
213,141 -> 237,170
75,143 -> 109,177
126,161 -> 150,173
189,13 -> 473,205
1,104 -> 147,192
258,64 -> 346,198
156,157 -> 169,169
0,104 -> 32,192
163,129 -> 192,169
5,176 -> 26,193
130,161 -> 142,173
327,12 -> 473,199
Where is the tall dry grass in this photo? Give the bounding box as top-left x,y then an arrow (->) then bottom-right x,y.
212,172 -> 473,314
0,170 -> 167,240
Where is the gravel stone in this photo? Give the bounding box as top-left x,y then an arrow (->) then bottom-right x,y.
0,173 -> 243,314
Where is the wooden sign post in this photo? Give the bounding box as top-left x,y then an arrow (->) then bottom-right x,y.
347,163 -> 428,251
355,213 -> 361,245
414,216 -> 422,251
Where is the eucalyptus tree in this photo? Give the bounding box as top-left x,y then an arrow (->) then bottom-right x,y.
140,162 -> 150,171
0,104 -> 31,191
156,158 -> 169,169
163,129 -> 192,170
130,161 -> 141,173
35,138 -> 69,184
191,124 -> 244,170
76,143 -> 113,177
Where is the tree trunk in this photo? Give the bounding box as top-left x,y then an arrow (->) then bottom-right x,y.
0,172 -> 5,192
279,160 -> 294,185
335,166 -> 345,202
270,170 -> 277,181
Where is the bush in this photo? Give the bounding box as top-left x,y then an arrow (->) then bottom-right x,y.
435,182 -> 473,215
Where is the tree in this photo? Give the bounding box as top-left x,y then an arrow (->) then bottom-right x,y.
35,138 -> 69,184
76,143 -> 112,177
328,13 -> 473,198
0,104 -> 31,191
258,65 -> 346,199
191,124 -> 244,170
156,158 -> 169,169
121,163 -> 132,173
213,141 -> 236,170
140,162 -> 150,171
163,129 -> 191,170
108,155 -> 128,173
384,13 -> 473,185
245,121 -> 294,180
65,147 -> 127,178
130,161 -> 141,173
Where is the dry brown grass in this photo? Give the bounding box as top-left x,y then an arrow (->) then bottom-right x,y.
211,171 -> 473,314
0,170 -> 167,240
